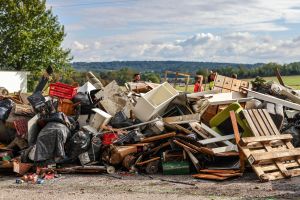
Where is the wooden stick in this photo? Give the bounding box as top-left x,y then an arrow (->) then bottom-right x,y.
173,140 -> 198,154
141,132 -> 176,143
230,111 -> 245,172
184,148 -> 201,172
275,67 -> 285,87
136,157 -> 160,166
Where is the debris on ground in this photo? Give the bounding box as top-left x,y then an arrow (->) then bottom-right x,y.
1,70 -> 300,185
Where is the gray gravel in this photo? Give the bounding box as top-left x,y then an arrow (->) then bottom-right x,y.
0,172 -> 299,200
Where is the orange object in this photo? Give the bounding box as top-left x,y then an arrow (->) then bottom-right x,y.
57,99 -> 75,116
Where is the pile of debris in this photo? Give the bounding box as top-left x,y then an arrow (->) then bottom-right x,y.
1,70 -> 300,183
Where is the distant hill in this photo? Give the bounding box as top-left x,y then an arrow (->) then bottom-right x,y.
72,61 -> 264,74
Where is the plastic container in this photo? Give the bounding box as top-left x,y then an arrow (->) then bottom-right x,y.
133,82 -> 179,122
102,133 -> 118,145
89,108 -> 112,131
49,82 -> 77,99
57,99 -> 74,116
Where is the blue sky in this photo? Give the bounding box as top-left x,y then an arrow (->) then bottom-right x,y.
47,0 -> 300,63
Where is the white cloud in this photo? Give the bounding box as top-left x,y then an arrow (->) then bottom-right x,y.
72,41 -> 89,50
69,32 -> 300,63
94,41 -> 101,49
48,0 -> 300,63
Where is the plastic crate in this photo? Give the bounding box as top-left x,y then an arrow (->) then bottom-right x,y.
49,82 -> 77,99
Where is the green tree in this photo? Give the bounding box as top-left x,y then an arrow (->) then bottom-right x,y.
142,72 -> 160,83
0,0 -> 72,77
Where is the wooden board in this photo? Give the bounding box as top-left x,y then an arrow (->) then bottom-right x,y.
231,79 -> 241,92
242,109 -> 280,137
223,77 -> 233,90
213,75 -> 249,93
214,75 -> 225,87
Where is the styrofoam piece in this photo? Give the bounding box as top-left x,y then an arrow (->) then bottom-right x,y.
89,108 -> 112,130
133,82 -> 179,122
77,82 -> 96,94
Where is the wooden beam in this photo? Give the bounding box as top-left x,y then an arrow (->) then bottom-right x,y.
173,140 -> 198,154
230,111 -> 245,172
240,134 -> 293,145
141,132 -> 176,143
245,89 -> 300,111
249,148 -> 300,164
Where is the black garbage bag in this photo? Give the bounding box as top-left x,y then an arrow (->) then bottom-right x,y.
34,122 -> 71,163
78,134 -> 102,165
0,98 -> 14,120
39,112 -> 78,132
109,111 -> 134,128
72,92 -> 92,115
66,130 -> 91,160
283,126 -> 300,147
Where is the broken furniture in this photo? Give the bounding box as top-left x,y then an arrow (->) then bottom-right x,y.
89,108 -> 112,131
209,102 -> 251,137
133,82 -> 179,122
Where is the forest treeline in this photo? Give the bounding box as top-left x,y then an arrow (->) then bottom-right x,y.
70,61 -> 300,85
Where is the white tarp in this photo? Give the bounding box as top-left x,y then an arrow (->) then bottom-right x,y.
0,71 -> 29,92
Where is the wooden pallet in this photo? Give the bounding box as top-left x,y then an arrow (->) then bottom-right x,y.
214,75 -> 249,93
242,109 -> 280,136
239,134 -> 300,181
235,109 -> 300,181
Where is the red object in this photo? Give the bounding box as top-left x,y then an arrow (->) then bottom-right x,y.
14,119 -> 28,138
49,82 -> 78,99
194,83 -> 203,92
102,133 -> 118,145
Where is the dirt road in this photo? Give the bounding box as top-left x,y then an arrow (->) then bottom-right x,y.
0,172 -> 299,200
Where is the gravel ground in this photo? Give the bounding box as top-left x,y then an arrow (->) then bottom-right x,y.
0,172 -> 300,200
